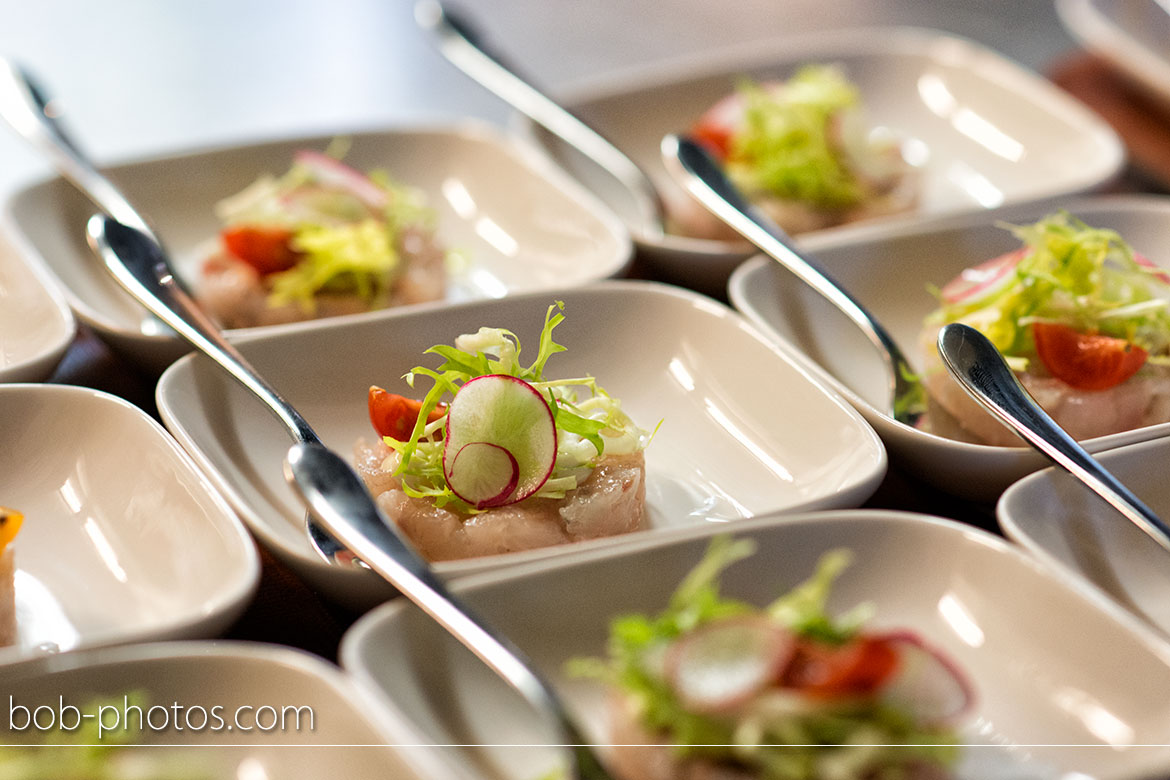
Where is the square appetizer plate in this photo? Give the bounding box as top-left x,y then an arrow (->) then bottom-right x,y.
520,26 -> 1124,292
0,641 -> 455,778
340,509 -> 1170,780
729,194 -> 1170,501
0,230 -> 73,382
156,281 -> 886,610
1,122 -> 631,373
0,384 -> 258,666
998,436 -> 1170,646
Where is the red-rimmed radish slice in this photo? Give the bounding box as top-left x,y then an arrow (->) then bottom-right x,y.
940,248 -> 1027,305
293,149 -> 388,211
1135,252 -> 1170,285
665,616 -> 795,714
446,441 -> 519,509
442,374 -> 557,507
878,631 -> 973,725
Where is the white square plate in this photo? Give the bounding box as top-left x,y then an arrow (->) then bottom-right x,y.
521,26 -> 1124,291
0,231 -> 73,382
155,281 -> 885,610
1,123 -> 631,372
998,435 -> 1170,645
729,194 -> 1170,500
0,641 -> 454,778
341,509 -> 1170,780
0,384 -> 259,666
1058,0 -> 1170,110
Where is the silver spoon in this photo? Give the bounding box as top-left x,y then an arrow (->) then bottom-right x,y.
937,322 -> 1170,554
661,133 -> 924,426
91,216 -> 616,780
0,58 -> 364,567
413,0 -> 665,239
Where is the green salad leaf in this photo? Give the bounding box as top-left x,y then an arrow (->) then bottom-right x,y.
569,537 -> 960,780
927,211 -> 1170,368
727,65 -> 869,209
385,301 -> 651,512
214,142 -> 440,313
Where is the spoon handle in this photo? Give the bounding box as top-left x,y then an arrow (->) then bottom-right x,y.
0,59 -> 156,242
663,134 -> 920,422
414,0 -> 664,237
285,442 -> 590,742
88,217 -> 318,445
937,322 -> 1170,554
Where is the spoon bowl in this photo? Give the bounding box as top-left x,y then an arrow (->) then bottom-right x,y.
937,322 -> 1170,554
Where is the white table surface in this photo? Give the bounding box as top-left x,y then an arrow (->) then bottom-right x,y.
0,0 -> 1078,200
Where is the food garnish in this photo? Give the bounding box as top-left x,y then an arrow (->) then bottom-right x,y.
683,64 -> 915,237
371,301 -> 651,514
922,211 -> 1170,443
572,536 -> 968,780
198,140 -> 447,327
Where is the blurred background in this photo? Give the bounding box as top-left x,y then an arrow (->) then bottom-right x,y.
0,0 -> 1081,196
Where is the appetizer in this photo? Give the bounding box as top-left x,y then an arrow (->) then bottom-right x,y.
921,212 -> 1170,445
196,144 -> 447,328
0,506 -> 20,647
354,302 -> 652,561
573,537 -> 969,780
674,64 -> 917,239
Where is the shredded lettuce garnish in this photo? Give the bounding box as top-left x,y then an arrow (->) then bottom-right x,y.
385,301 -> 651,513
727,66 -> 879,209
569,537 -> 959,780
215,142 -> 438,313
926,211 -> 1170,369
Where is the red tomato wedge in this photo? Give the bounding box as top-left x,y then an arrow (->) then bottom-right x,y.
221,225 -> 299,275
691,92 -> 746,160
368,386 -> 446,441
781,635 -> 899,698
940,248 -> 1027,305
1032,322 -> 1148,391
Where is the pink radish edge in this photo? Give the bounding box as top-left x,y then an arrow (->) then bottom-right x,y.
293,149 -> 388,211
445,441 -> 520,510
441,374 -> 558,508
664,616 -> 796,715
877,630 -> 974,725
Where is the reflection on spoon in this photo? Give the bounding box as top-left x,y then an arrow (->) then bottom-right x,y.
937,322 -> 1170,554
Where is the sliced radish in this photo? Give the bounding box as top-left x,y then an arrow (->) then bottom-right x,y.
446,442 -> 519,509
878,631 -> 973,725
442,374 -> 557,508
1135,252 -> 1170,285
940,248 -> 1027,305
293,149 -> 388,211
665,616 -> 795,714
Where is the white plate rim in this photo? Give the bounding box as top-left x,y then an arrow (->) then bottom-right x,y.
0,382 -> 261,662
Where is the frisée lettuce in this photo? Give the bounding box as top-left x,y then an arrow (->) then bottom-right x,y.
384,301 -> 653,513
570,536 -> 965,780
926,211 -> 1170,371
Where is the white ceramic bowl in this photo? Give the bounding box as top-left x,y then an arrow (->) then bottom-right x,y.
0,229 -> 74,382
1057,0 -> 1170,110
0,640 -> 455,778
341,509 -> 1170,780
156,281 -> 886,610
521,26 -> 1124,293
998,436 -> 1170,645
729,194 -> 1170,500
0,384 -> 259,665
1,122 -> 631,373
